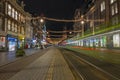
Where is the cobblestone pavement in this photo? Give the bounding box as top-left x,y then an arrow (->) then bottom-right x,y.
8,47 -> 74,80
0,47 -> 75,80
0,48 -> 47,80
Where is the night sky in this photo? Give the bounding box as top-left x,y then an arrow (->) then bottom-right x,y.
20,0 -> 89,38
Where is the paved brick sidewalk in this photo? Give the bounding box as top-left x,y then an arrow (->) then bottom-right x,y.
8,47 -> 75,80
0,48 -> 41,66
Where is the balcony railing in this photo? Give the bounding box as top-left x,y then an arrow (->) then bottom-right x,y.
74,22 -> 120,40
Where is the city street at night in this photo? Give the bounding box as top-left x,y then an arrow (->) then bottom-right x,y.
0,0 -> 120,80
0,47 -> 120,80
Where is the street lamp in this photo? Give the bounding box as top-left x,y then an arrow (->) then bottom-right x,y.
81,20 -> 85,37
39,18 -> 46,49
69,31 -> 72,34
90,21 -> 95,35
40,18 -> 44,23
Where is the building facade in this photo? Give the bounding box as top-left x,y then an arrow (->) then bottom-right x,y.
0,0 -> 32,51
31,17 -> 47,49
84,0 -> 120,32
73,9 -> 82,32
73,9 -> 83,39
0,0 -> 7,51
70,0 -> 120,49
25,12 -> 33,49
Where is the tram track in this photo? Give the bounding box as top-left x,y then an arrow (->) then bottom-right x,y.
63,53 -> 85,80
60,48 -> 119,80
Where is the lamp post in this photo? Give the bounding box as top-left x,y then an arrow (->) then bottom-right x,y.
39,18 -> 45,49
81,20 -> 85,37
90,21 -> 95,35
40,18 -> 44,23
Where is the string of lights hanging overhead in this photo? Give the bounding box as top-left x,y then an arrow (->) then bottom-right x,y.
31,16 -> 104,37
42,17 -> 82,22
47,34 -> 73,36
46,30 -> 82,33
29,16 -> 104,22
37,30 -> 82,33
43,17 -> 104,22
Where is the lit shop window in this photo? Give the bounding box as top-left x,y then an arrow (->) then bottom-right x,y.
78,41 -> 80,46
8,20 -> 11,30
103,36 -> 106,47
80,40 -> 83,46
8,4 -> 11,16
100,36 -> 106,47
100,1 -> 105,12
0,37 -> 5,48
94,38 -> 99,47
113,34 -> 120,47
110,0 -> 116,4
90,39 -> 94,47
12,8 -> 15,18
86,40 -> 89,47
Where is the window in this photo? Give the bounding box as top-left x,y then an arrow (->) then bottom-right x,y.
21,15 -> 23,22
111,3 -> 118,15
115,3 -> 118,14
20,26 -> 22,33
110,0 -> 116,4
112,17 -> 119,25
0,18 -> 2,30
7,20 -> 11,30
111,6 -> 114,15
12,8 -> 14,18
18,13 -> 20,21
21,27 -> 24,34
15,24 -> 17,32
21,15 -> 25,23
101,1 -> 105,12
18,26 -> 20,33
113,34 -> 120,47
8,4 -> 11,16
11,22 -> 14,31
15,11 -> 18,20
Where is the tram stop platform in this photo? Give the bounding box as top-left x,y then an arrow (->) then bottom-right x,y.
8,48 -> 75,80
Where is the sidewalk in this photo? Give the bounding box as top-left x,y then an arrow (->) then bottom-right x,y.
8,47 -> 75,80
0,48 -> 41,66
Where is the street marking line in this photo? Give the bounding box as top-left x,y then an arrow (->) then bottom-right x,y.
63,54 -> 84,80
45,57 -> 55,80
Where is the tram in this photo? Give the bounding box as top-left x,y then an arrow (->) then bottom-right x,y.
67,30 -> 120,49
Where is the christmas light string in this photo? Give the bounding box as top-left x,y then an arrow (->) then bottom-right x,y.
30,16 -> 104,34
28,16 -> 104,22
